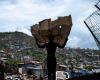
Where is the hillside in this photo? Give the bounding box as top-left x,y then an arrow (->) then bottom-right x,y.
0,32 -> 99,65
0,32 -> 46,63
0,31 -> 37,51
0,32 -> 73,63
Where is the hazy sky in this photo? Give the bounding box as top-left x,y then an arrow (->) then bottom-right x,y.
0,0 -> 99,49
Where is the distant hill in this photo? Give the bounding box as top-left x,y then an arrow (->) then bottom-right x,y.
0,31 -> 99,64
0,31 -> 37,52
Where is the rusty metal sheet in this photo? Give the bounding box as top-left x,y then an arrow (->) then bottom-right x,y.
31,15 -> 72,46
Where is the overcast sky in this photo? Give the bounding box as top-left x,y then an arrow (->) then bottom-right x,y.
0,0 -> 99,49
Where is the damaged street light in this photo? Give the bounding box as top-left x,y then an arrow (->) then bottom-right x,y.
31,15 -> 72,80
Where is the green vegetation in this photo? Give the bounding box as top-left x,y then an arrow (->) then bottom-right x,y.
56,52 -> 66,64
5,58 -> 21,65
84,66 -> 95,71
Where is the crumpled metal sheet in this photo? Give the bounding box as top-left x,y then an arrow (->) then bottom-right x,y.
31,15 -> 72,47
